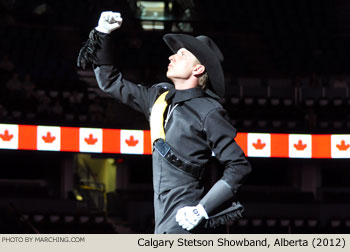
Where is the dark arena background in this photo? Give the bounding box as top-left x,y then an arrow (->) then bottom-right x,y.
0,0 -> 350,234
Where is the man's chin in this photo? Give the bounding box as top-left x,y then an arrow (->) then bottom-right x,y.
166,73 -> 174,81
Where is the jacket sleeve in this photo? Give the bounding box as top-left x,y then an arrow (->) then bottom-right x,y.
81,29 -> 160,117
199,107 -> 251,214
94,65 -> 155,117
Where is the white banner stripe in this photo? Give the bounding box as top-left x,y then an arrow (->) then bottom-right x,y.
0,124 -> 18,150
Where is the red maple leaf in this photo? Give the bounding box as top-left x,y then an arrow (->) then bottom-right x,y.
252,139 -> 266,150
294,140 -> 307,151
0,130 -> 13,141
336,140 -> 350,151
85,134 -> 98,145
125,135 -> 139,147
42,132 -> 56,143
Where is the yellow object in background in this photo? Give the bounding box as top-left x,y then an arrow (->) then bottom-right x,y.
76,153 -> 117,194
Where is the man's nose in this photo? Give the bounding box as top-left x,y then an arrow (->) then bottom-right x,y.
169,54 -> 176,62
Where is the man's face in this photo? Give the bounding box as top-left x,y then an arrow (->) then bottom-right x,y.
166,48 -> 199,83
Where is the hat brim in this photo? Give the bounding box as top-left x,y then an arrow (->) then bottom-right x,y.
163,34 -> 225,98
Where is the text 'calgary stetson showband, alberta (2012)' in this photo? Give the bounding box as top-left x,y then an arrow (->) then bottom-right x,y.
137,237 -> 346,249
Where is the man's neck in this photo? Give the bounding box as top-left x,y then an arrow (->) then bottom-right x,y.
172,77 -> 199,90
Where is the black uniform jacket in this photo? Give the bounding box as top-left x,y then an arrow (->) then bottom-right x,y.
94,65 -> 251,233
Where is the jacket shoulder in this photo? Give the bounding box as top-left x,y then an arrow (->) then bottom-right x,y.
188,96 -> 226,123
193,96 -> 223,111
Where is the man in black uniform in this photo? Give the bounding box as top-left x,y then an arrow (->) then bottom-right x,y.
78,11 -> 251,234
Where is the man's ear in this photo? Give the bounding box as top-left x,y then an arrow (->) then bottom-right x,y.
193,64 -> 205,76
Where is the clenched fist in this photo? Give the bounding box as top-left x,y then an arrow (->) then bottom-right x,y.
95,11 -> 123,34
175,204 -> 209,231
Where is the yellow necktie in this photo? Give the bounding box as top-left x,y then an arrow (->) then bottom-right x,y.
150,91 -> 169,145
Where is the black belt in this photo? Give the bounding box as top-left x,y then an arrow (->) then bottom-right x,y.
154,139 -> 203,179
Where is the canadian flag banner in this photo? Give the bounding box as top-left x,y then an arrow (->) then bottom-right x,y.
247,133 -> 271,157
289,134 -> 312,158
79,127 -> 103,153
0,123 -> 349,159
37,126 -> 61,151
331,134 -> 350,158
0,124 -> 18,150
120,129 -> 144,155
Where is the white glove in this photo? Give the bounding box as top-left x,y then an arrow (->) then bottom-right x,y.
95,11 -> 123,34
175,204 -> 209,231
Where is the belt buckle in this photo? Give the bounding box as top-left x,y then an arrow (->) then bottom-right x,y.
154,139 -> 171,158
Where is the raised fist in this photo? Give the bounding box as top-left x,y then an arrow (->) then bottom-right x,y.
95,11 -> 123,34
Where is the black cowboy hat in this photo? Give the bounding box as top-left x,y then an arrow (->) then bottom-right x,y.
163,33 -> 225,98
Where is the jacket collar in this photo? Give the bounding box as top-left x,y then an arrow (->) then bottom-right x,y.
165,87 -> 205,104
